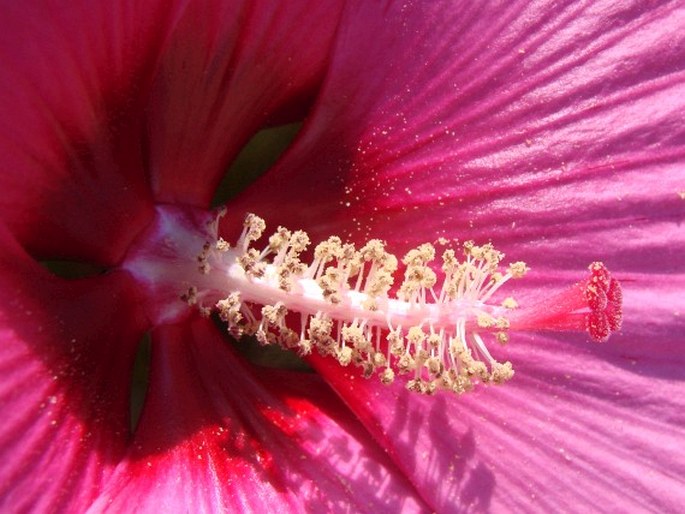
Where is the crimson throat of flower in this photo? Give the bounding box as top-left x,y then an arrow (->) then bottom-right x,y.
125,207 -> 623,397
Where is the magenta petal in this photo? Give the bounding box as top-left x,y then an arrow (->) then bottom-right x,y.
148,0 -> 345,205
0,2 -> 191,261
309,328 -> 685,513
225,2 -> 685,510
0,229 -> 148,511
231,0 -> 685,255
89,318 -> 427,513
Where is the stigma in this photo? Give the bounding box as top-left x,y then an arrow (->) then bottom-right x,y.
180,211 -> 622,396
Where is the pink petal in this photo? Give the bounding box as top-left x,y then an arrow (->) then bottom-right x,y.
0,229 -> 149,511
89,317 -> 427,513
230,0 -> 685,259
0,2 -> 186,262
309,325 -> 685,513
225,1 -> 685,511
147,0 -> 345,205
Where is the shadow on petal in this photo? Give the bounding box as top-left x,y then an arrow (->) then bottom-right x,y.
97,315 -> 428,513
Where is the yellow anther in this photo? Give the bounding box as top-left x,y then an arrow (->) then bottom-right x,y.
268,226 -> 292,253
337,346 -> 353,366
243,213 -> 266,243
509,261 -> 529,278
380,368 -> 395,384
502,297 -> 519,309
407,326 -> 426,345
188,212 -> 525,398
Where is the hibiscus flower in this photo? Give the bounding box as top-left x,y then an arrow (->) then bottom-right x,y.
1,1 -> 683,513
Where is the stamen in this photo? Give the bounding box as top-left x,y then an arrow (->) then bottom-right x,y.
182,212 -> 622,396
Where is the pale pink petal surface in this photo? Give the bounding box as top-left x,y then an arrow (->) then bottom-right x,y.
229,1 -> 685,511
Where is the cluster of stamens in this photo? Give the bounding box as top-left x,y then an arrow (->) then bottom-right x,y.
184,211 -> 536,396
